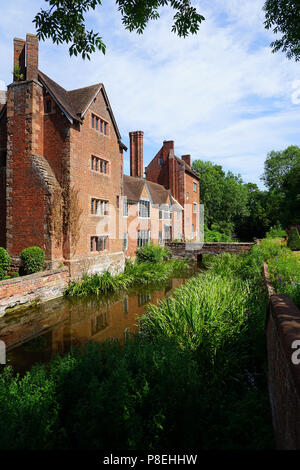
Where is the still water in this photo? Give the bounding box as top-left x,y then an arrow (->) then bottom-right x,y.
0,270 -> 197,373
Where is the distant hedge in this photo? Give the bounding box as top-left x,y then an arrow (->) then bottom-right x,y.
20,246 -> 45,275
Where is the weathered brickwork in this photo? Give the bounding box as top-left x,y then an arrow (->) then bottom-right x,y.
0,34 -> 126,278
0,267 -> 69,315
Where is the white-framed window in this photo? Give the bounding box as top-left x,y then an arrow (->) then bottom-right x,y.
122,233 -> 128,251
123,199 -> 128,217
139,199 -> 150,218
193,182 -> 197,192
164,225 -> 172,242
164,205 -> 172,220
193,202 -> 197,214
137,230 -> 150,247
186,192 -> 189,201
91,198 -> 109,216
90,235 -> 108,252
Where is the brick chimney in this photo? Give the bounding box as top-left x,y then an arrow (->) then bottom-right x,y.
13,38 -> 26,82
26,33 -> 39,81
163,140 -> 174,152
182,154 -> 191,166
129,131 -> 144,178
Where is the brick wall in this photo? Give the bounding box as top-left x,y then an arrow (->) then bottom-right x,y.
266,294 -> 300,449
0,107 -> 6,248
166,242 -> 254,257
0,268 -> 69,315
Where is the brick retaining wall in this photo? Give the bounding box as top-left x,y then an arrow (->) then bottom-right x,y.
0,267 -> 69,315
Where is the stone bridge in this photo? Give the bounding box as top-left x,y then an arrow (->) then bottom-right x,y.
166,241 -> 254,261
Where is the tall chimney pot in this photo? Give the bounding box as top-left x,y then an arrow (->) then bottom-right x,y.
129,131 -> 144,178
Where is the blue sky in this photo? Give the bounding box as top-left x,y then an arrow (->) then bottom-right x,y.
1,0 -> 300,188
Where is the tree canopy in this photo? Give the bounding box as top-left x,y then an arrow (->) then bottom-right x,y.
192,145 -> 300,242
33,0 -> 205,59
263,0 -> 300,61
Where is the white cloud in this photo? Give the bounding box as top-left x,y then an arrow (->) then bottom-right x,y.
0,0 -> 299,187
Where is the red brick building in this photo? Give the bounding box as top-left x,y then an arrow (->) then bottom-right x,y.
0,34 -> 127,278
0,34 -> 201,274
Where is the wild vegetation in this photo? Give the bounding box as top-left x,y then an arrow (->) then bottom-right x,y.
65,244 -> 189,297
0,241 -> 278,450
262,238 -> 300,308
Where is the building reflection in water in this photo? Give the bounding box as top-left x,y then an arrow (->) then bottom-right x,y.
0,277 -> 188,373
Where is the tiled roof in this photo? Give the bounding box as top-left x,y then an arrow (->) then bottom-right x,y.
123,174 -> 182,209
147,180 -> 170,205
68,83 -> 102,116
37,71 -> 126,149
38,70 -> 80,122
39,70 -> 102,122
123,174 -> 145,202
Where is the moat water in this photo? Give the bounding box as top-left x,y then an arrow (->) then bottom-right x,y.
0,265 -> 200,373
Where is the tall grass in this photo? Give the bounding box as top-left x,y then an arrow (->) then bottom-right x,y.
65,259 -> 190,297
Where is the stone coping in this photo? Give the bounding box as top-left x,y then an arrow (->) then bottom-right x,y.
0,267 -> 69,287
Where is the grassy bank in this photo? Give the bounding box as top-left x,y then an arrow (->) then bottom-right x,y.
0,243 -> 275,450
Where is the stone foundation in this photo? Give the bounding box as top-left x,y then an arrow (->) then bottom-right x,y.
64,251 -> 125,280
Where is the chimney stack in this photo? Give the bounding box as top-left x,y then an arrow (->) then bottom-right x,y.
26,33 -> 39,81
13,38 -> 26,82
129,131 -> 144,178
182,154 -> 191,166
163,140 -> 174,152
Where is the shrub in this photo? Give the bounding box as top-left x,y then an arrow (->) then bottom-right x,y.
204,225 -> 233,242
266,224 -> 287,239
19,246 -> 45,275
0,247 -> 10,280
287,227 -> 300,251
135,242 -> 171,263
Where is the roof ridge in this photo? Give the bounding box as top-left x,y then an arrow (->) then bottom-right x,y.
68,83 -> 102,93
